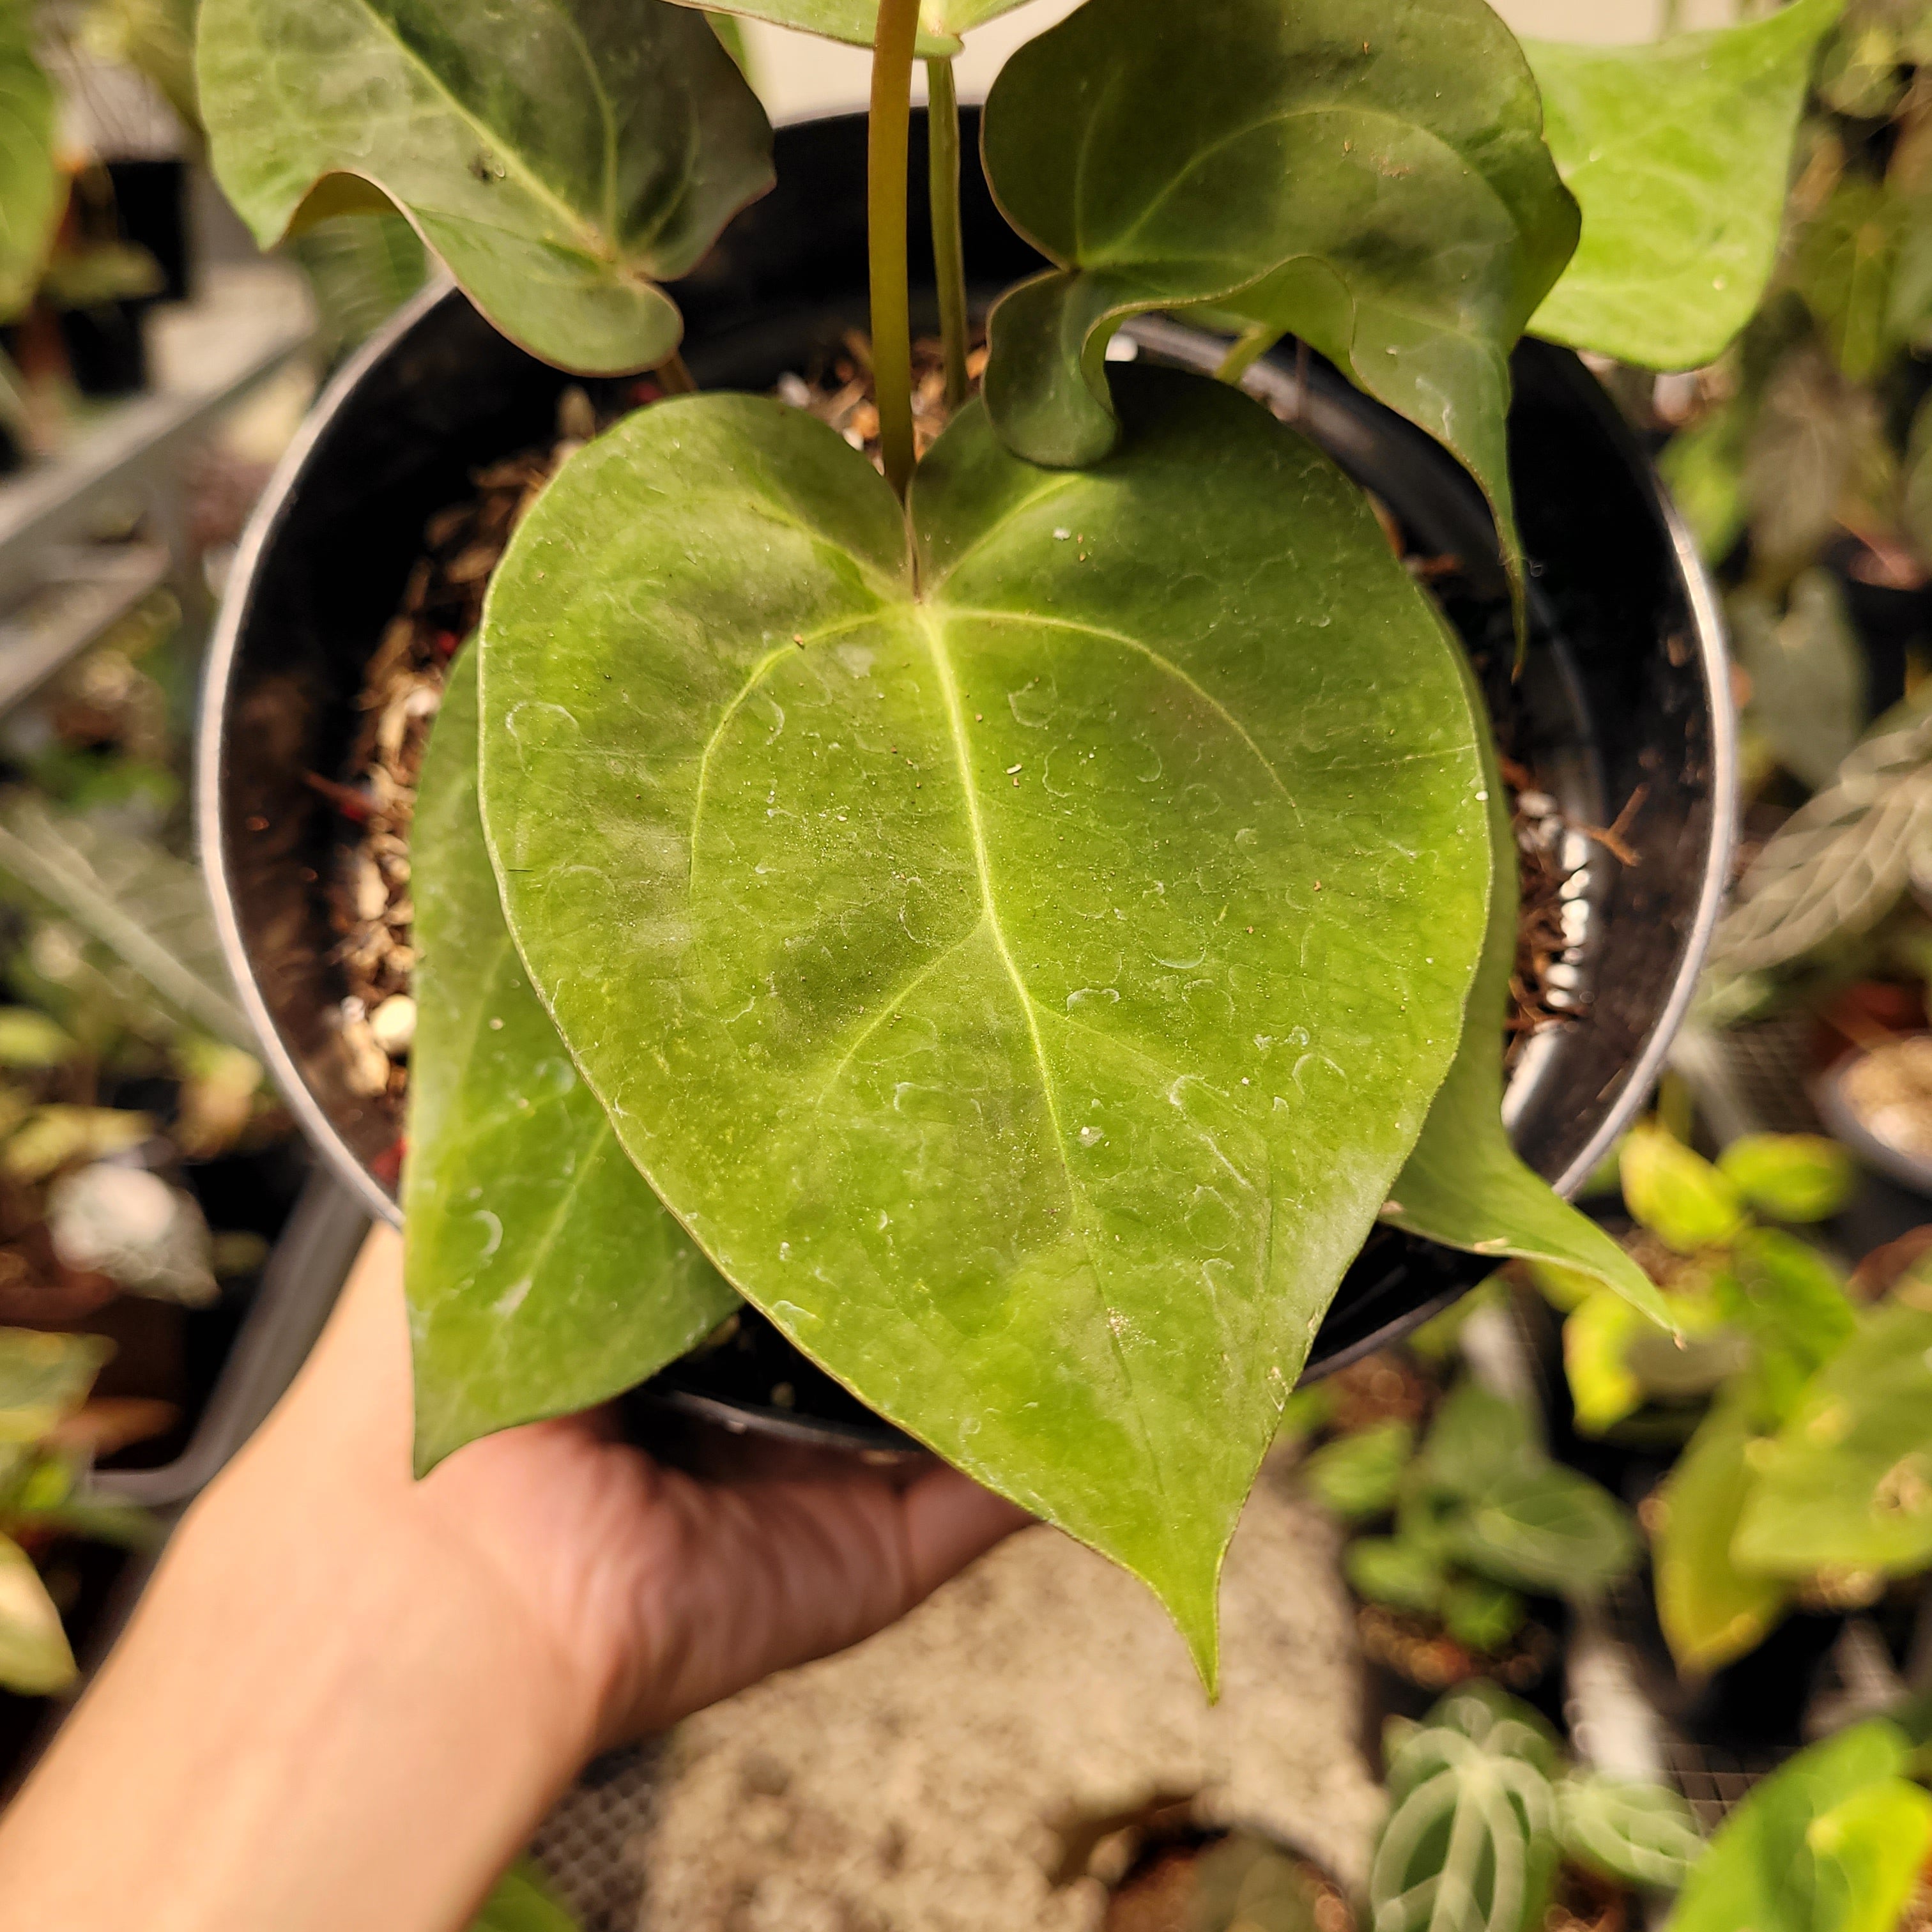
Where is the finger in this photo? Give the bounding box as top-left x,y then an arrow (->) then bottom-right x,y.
895,1466 -> 1034,1606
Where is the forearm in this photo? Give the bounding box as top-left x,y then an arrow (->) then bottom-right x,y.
0,1234 -> 595,1932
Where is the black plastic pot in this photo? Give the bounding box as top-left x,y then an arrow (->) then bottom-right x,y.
197,111 -> 1733,1448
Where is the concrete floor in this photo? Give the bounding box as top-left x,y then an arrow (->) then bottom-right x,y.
625,1452 -> 1383,1932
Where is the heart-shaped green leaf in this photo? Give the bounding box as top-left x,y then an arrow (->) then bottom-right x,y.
1524,0 -> 1841,372
671,0 -> 1032,57
406,643 -> 738,1474
979,0 -> 1578,597
0,13 -> 58,324
1385,664 -> 1673,1334
197,0 -> 773,374
479,366 -> 1490,1680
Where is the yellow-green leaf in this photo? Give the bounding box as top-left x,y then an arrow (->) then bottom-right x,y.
479,369 -> 1491,1683
0,1531 -> 75,1696
408,647 -> 740,1471
1526,0 -> 1843,370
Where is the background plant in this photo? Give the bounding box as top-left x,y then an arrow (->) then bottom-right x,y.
192,0 -> 1843,1676
1370,1682 -> 1703,1932
1305,1379 -> 1637,1658
0,1325 -> 153,1695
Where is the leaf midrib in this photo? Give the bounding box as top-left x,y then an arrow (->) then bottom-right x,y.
915,604 -> 1167,1500
346,0 -> 622,261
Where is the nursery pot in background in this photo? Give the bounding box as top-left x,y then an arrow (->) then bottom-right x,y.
197,111 -> 1734,1448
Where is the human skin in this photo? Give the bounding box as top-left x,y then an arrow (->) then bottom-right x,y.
0,1226 -> 1029,1931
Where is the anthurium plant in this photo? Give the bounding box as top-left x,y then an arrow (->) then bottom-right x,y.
197,0 -> 1837,1679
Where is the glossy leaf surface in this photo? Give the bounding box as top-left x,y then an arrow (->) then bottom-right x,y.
979,0 -> 1578,588
1525,0 -> 1841,370
406,647 -> 737,1473
1653,1397 -> 1789,1675
1732,1298 -> 1932,1578
0,1531 -> 73,1695
671,0 -> 1032,57
1667,1722 -> 1932,1932
0,13 -> 57,323
197,0 -> 772,374
480,369 -> 1490,1678
1386,672 -> 1671,1333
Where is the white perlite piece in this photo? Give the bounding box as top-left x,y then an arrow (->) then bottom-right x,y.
632,1455 -> 1382,1931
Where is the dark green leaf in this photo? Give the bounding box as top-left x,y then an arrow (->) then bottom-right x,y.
1732,1298 -> 1932,1579
1729,573 -> 1866,794
1523,0 -> 1842,371
0,12 -> 58,323
1618,1121 -> 1745,1255
0,1531 -> 73,1696
0,1330 -> 112,1445
1386,663 -> 1672,1332
407,646 -> 738,1473
977,0 -> 1577,593
1345,1534 -> 1446,1615
480,369 -> 1491,1681
1795,172 -> 1901,384
1652,1395 -> 1790,1675
1556,1775 -> 1702,1894
1448,1464 -> 1637,1602
675,0 -> 1029,57
1413,1381 -> 1535,1505
1717,1131 -> 1857,1224
197,0 -> 773,374
1439,1572 -> 1526,1654
1667,1721 -> 1932,1932
1301,1418 -> 1413,1521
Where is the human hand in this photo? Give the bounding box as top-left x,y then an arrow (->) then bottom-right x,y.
0,1224 -> 1027,1932
264,1225 -> 1032,1745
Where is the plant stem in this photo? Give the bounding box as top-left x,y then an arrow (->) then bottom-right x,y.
1215,324 -> 1282,387
656,350 -> 698,394
926,56 -> 970,413
869,0 -> 921,498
